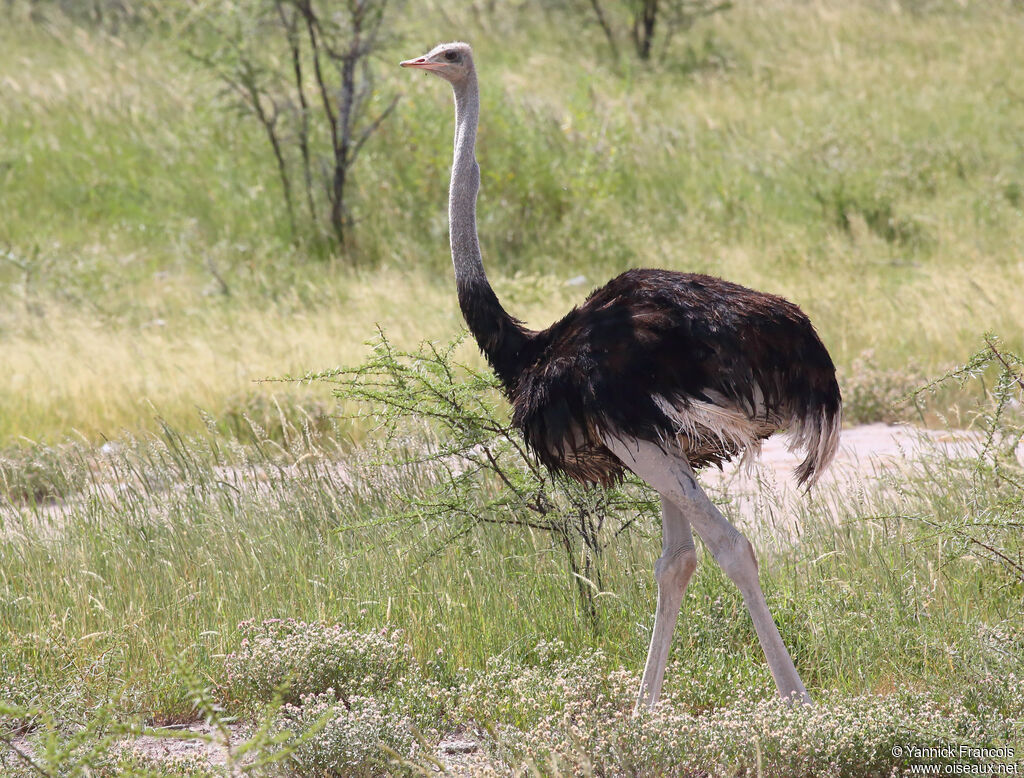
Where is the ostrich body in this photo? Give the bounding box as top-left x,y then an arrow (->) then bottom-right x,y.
401,42 -> 841,710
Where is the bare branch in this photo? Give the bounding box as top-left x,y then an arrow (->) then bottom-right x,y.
349,94 -> 399,166
190,0 -> 399,252
277,0 -> 319,231
588,0 -> 620,60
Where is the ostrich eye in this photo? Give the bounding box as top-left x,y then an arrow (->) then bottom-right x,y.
443,51 -> 458,62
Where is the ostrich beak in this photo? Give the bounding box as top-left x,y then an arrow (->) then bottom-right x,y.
400,57 -> 443,71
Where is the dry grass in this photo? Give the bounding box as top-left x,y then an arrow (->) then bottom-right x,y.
3,1 -> 1024,445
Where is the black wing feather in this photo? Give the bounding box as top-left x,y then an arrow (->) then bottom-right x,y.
507,269 -> 841,486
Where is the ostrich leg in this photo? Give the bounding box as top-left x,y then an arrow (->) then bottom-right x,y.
605,435 -> 812,706
636,496 -> 698,712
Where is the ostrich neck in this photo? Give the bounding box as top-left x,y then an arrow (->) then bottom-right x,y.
450,72 -> 530,389
450,74 -> 485,290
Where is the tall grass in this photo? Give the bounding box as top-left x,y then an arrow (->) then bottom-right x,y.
1,412 -> 1019,720
2,1 -> 1024,443
0,407 -> 1021,773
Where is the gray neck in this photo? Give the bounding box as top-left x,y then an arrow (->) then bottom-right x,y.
448,68 -> 531,390
450,72 -> 485,286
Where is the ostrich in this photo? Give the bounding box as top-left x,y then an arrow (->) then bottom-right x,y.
400,42 -> 841,710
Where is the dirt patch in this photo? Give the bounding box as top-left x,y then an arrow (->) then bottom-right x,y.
117,724 -> 241,766
7,724 -> 242,773
702,422 -> 993,533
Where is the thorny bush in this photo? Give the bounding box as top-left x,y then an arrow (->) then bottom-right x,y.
905,334 -> 1024,585
301,330 -> 658,624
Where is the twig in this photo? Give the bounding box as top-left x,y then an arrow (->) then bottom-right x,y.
986,335 -> 1024,393
277,0 -> 320,231
0,732 -> 48,777
587,0 -> 620,60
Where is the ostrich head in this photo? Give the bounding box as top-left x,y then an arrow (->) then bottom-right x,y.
400,42 -> 474,85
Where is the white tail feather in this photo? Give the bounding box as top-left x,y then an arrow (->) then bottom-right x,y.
653,392 -> 842,488
787,406 -> 842,488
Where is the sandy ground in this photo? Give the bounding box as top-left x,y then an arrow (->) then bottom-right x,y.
701,422 -> 992,537
720,422 -> 985,486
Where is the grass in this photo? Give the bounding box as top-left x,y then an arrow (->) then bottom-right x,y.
2,0 -> 1024,443
1,0 -> 1023,774
0,412 -> 1021,773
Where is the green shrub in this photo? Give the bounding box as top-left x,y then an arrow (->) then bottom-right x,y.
903,335 -> 1024,585
311,330 -> 657,624
457,641 -> 624,731
483,670 -> 1023,777
840,349 -> 925,425
224,620 -> 413,707
270,693 -> 417,777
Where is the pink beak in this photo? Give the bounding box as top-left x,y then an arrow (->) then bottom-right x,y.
400,57 -> 443,71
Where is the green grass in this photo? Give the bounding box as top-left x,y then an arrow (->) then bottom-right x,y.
1,1 -> 1023,774
0,415 -> 1021,773
2,1 -> 1024,443
0,391 -> 1019,708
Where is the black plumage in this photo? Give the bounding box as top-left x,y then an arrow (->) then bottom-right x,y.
460,269 -> 842,488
